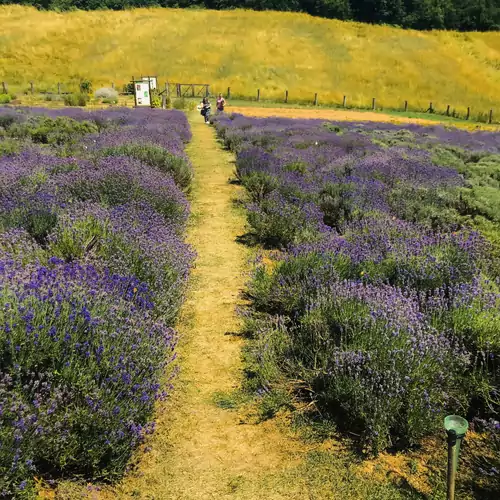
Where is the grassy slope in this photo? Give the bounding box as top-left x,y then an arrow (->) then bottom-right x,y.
1,5 -> 500,115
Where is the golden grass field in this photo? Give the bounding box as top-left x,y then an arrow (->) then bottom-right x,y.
1,5 -> 500,116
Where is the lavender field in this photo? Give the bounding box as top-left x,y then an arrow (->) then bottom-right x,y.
214,114 -> 500,487
0,107 -> 194,496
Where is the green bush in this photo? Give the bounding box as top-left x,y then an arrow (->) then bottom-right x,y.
63,93 -> 89,107
79,79 -> 93,94
7,116 -> 98,146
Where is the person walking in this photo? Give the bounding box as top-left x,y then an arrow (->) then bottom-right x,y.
216,93 -> 226,114
199,97 -> 211,123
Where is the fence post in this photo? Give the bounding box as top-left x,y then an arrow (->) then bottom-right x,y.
489,109 -> 493,124
343,95 -> 346,108
177,84 -> 180,98
161,94 -> 166,109
466,107 -> 470,120
372,98 -> 376,110
257,89 -> 260,101
429,102 -> 433,113
57,83 -> 61,95
314,93 -> 318,106
404,100 -> 408,112
1,82 -> 7,94
111,82 -> 115,89
206,85 -> 210,98
227,87 -> 231,99
446,104 -> 450,116
30,82 -> 34,95
285,90 -> 288,103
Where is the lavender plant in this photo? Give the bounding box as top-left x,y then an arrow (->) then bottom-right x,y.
213,113 -> 500,458
0,107 -> 194,494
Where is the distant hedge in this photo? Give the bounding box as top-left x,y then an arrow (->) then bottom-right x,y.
2,0 -> 499,32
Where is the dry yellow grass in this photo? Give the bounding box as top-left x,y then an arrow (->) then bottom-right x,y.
1,5 -> 500,115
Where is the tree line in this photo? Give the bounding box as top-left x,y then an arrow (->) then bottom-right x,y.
2,0 -> 500,31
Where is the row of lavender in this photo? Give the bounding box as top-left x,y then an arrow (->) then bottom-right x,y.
0,107 -> 194,496
214,114 -> 500,462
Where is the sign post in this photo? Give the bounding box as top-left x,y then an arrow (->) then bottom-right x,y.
133,80 -> 151,107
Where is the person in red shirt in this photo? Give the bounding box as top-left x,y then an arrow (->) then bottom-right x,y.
216,93 -> 226,114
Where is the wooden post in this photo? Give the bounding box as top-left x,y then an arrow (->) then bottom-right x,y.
111,82 -> 115,89
343,95 -> 346,107
257,89 -> 260,101
30,82 -> 34,95
404,100 -> 408,112
227,87 -> 231,99
191,84 -> 195,98
177,83 -> 180,98
57,83 -> 61,95
148,76 -> 153,109
285,90 -> 288,103
489,109 -> 493,124
446,104 -> 450,116
1,82 -> 7,94
372,98 -> 376,110
161,94 -> 166,109
206,85 -> 210,98
429,102 -> 433,113
314,93 -> 318,106
466,107 -> 470,120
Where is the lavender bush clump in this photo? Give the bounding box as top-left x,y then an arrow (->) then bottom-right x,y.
214,113 -> 500,456
0,107 -> 193,494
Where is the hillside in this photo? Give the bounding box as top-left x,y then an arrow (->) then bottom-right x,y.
4,0 -> 500,31
1,5 -> 500,114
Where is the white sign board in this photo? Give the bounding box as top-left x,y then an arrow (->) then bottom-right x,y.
142,76 -> 157,90
134,82 -> 151,107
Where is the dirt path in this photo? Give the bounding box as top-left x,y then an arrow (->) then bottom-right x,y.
105,113 -> 307,499
227,106 -> 500,130
228,105 -> 439,124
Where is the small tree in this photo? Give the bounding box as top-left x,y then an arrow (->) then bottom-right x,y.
79,79 -> 93,95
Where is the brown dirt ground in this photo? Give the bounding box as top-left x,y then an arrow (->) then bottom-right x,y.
228,106 -> 500,131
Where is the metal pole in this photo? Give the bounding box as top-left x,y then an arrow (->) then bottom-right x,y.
444,415 -> 468,500
447,430 -> 457,500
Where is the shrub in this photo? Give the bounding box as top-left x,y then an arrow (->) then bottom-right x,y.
7,116 -> 98,146
63,93 -> 89,107
100,143 -> 192,190
247,193 -> 327,247
215,114 -> 500,461
79,79 -> 93,94
94,87 -> 119,101
0,94 -> 11,104
55,156 -> 189,226
48,202 -> 194,323
0,260 -> 176,495
172,98 -> 196,111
